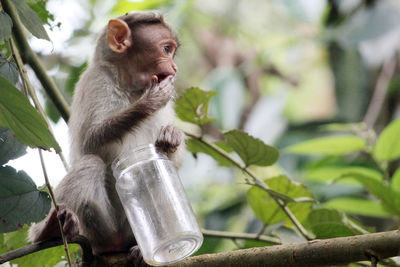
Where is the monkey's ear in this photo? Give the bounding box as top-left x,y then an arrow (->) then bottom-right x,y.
107,19 -> 132,53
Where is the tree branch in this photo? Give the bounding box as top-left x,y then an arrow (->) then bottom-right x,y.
202,229 -> 281,244
173,230 -> 400,267
363,56 -> 397,128
0,236 -> 93,265
1,0 -> 71,122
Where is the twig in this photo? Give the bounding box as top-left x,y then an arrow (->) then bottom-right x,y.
363,56 -> 397,128
8,37 -> 69,171
8,32 -> 73,266
172,230 -> 400,267
256,224 -> 268,238
184,131 -> 313,240
38,150 -> 73,267
0,239 -> 64,264
0,235 -> 93,264
202,229 -> 281,244
264,65 -> 298,87
2,0 -> 71,122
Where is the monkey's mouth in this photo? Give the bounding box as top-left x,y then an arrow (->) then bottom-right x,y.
156,73 -> 168,82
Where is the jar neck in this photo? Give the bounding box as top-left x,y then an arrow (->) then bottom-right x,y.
112,144 -> 167,179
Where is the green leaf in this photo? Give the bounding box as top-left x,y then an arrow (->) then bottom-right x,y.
66,62 -> 87,94
14,0 -> 50,41
0,233 -> 6,254
186,138 -> 233,167
3,226 -> 80,267
391,168 -> 400,193
214,141 -> 233,153
0,126 -> 26,165
324,197 -> 391,218
175,87 -> 217,126
0,166 -> 51,233
247,175 -> 313,226
28,0 -> 55,26
329,46 -> 369,121
224,130 -> 279,167
306,166 -> 382,185
373,119 -> 400,162
0,76 -> 61,152
304,208 -> 365,238
0,11 -> 13,43
0,55 -> 19,85
45,99 -> 61,123
338,172 -> 400,216
285,135 -> 366,156
112,0 -> 173,13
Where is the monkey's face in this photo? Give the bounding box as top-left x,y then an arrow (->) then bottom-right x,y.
107,18 -> 179,94
127,24 -> 179,92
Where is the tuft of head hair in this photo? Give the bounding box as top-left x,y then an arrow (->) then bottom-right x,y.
119,11 -> 166,29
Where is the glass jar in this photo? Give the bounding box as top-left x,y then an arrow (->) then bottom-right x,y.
112,144 -> 203,266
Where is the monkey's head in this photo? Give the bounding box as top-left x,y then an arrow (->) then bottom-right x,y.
95,12 -> 179,93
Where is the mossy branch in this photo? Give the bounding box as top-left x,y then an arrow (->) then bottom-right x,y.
173,230 -> 400,267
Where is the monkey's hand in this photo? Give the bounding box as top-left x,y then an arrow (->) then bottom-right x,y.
140,75 -> 175,113
155,125 -> 183,155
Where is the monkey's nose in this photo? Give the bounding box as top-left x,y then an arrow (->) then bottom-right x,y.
172,63 -> 178,73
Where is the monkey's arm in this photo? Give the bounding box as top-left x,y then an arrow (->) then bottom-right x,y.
83,77 -> 175,154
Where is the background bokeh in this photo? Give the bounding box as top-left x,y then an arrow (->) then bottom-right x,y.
8,0 -> 400,255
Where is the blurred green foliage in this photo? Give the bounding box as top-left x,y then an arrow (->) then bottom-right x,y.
1,0 -> 400,265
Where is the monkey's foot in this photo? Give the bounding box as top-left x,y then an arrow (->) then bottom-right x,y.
129,246 -> 150,267
155,125 -> 183,155
57,204 -> 80,241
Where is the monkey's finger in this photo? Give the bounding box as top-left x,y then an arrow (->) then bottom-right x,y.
158,75 -> 175,89
151,75 -> 158,83
159,80 -> 175,97
63,218 -> 79,239
57,208 -> 67,222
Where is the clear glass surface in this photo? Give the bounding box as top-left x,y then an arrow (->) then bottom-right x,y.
113,144 -> 203,266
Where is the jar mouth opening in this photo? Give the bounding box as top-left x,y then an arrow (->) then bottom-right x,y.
112,143 -> 165,179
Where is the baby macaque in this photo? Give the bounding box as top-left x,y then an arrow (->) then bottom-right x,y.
29,11 -> 184,262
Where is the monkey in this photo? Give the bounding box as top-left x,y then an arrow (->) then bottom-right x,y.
28,11 -> 185,262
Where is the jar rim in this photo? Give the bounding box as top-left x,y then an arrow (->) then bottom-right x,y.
112,143 -> 164,179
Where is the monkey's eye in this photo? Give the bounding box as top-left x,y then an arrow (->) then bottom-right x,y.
163,45 -> 171,54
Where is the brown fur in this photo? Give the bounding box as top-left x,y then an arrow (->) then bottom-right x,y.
28,11 -> 185,255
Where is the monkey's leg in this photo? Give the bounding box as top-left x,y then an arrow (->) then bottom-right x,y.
28,203 -> 79,242
30,155 -> 132,253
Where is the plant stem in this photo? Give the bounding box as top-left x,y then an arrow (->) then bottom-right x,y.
9,37 -> 69,171
184,131 -> 313,240
38,150 -> 73,267
363,56 -> 397,129
202,229 -> 281,244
